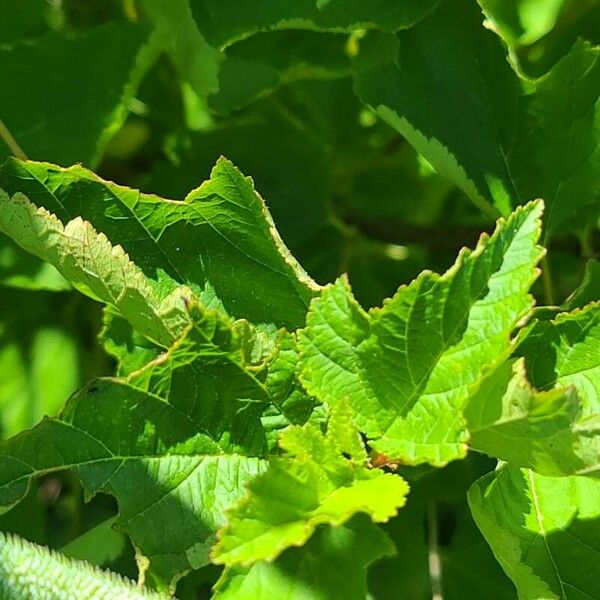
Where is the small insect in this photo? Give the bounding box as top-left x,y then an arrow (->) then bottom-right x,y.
369,451 -> 402,471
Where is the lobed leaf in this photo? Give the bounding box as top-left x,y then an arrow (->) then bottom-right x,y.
518,301 -> 600,415
299,200 -> 544,466
0,377 -> 265,589
124,306 -> 272,455
212,404 -> 408,566
0,297 -> 284,587
0,157 -> 319,328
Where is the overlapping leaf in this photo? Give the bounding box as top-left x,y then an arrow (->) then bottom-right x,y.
0,167 -> 320,587
0,157 -> 319,328
0,2 -> 598,598
212,404 -> 409,566
141,0 -> 222,102
518,301 -> 600,413
299,200 -> 544,465
188,0 -> 441,48
207,30 -> 352,114
354,0 -> 600,234
0,339 -> 267,589
466,359 -> 600,476
564,260 -> 600,311
469,301 -> 600,594
213,516 -> 394,600
0,191 -> 195,347
264,331 -> 316,425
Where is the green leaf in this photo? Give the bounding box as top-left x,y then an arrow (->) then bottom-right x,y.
564,260 -> 600,311
478,0 -> 600,77
518,301 -> 600,415
369,456 -> 516,600
61,516 -> 126,568
0,157 -> 319,328
0,376 -> 265,588
189,0 -> 441,48
264,330 -> 317,426
207,31 -> 352,114
0,191 -> 192,347
478,0 -> 565,46
214,515 -> 395,600
100,309 -> 162,376
0,289 -> 82,438
467,359 -> 600,476
146,111 -> 331,254
0,22 -> 158,166
124,306 -> 272,455
299,200 -> 544,465
141,0 -> 222,101
0,531 -> 170,599
354,0 -> 600,234
0,235 -> 68,291
298,275 -> 371,426
0,290 -> 283,586
469,465 -> 600,599
212,404 -> 408,566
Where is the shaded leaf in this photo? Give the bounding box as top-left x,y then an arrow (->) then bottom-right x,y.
142,0 -> 221,101
214,516 -> 394,600
478,0 -> 600,76
469,465 -> 600,599
0,22 -> 157,166
189,0 -> 441,48
518,301 -> 600,415
354,0 -> 600,234
564,259 -> 600,311
207,31 -> 351,114
0,376 -> 265,588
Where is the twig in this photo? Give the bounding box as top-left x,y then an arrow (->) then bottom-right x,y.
541,255 -> 555,306
0,118 -> 27,160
